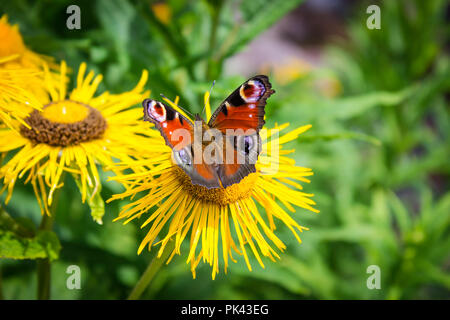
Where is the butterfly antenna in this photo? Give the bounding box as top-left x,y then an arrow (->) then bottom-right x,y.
160,93 -> 195,118
202,80 -> 216,117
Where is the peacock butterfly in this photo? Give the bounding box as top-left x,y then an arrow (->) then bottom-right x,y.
142,75 -> 274,189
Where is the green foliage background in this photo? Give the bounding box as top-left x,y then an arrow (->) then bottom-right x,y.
0,0 -> 449,299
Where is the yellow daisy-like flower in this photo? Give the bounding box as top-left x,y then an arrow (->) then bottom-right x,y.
0,61 -> 155,223
0,15 -> 61,129
0,63 -> 43,129
0,15 -> 56,70
109,92 -> 319,278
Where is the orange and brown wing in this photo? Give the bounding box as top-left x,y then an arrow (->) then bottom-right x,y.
143,99 -> 221,188
218,134 -> 260,188
208,76 -> 272,187
143,99 -> 193,151
208,75 -> 274,133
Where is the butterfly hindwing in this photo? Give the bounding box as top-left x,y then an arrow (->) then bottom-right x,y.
172,145 -> 221,188
218,132 -> 261,187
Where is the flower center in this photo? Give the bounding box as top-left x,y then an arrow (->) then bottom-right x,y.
173,167 -> 258,205
41,100 -> 90,123
20,100 -> 107,146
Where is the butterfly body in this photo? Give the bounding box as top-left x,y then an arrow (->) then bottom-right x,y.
143,75 -> 274,189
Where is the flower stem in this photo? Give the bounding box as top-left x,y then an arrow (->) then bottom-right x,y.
205,0 -> 223,80
128,241 -> 175,300
36,253 -> 51,300
0,263 -> 4,300
36,182 -> 63,300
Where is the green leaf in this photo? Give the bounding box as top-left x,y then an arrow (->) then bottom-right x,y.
96,0 -> 134,77
0,207 -> 35,238
322,86 -> 415,120
313,225 -> 392,243
298,131 -> 382,146
223,0 -> 304,58
88,189 -> 106,225
388,191 -> 412,235
232,260 -> 310,296
72,174 -> 105,225
0,230 -> 61,261
281,254 -> 336,299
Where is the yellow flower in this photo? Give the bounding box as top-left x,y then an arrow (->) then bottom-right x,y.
261,57 -> 312,85
151,2 -> 172,25
0,15 -> 55,70
0,15 -> 61,129
0,64 -> 43,129
109,92 -> 319,278
315,76 -> 342,98
0,61 -> 156,223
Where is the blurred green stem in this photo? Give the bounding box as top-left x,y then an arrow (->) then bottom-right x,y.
36,178 -> 63,300
139,0 -> 196,81
128,241 -> 174,300
0,263 -> 3,300
206,0 -> 223,80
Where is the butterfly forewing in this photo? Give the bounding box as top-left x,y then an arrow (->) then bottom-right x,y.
208,75 -> 274,133
143,99 -> 193,151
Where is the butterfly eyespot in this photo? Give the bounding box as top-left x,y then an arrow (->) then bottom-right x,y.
244,136 -> 254,154
233,135 -> 256,155
174,147 -> 192,166
146,101 -> 166,122
240,80 -> 265,103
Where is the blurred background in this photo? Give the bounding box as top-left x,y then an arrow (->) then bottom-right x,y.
0,0 -> 449,299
